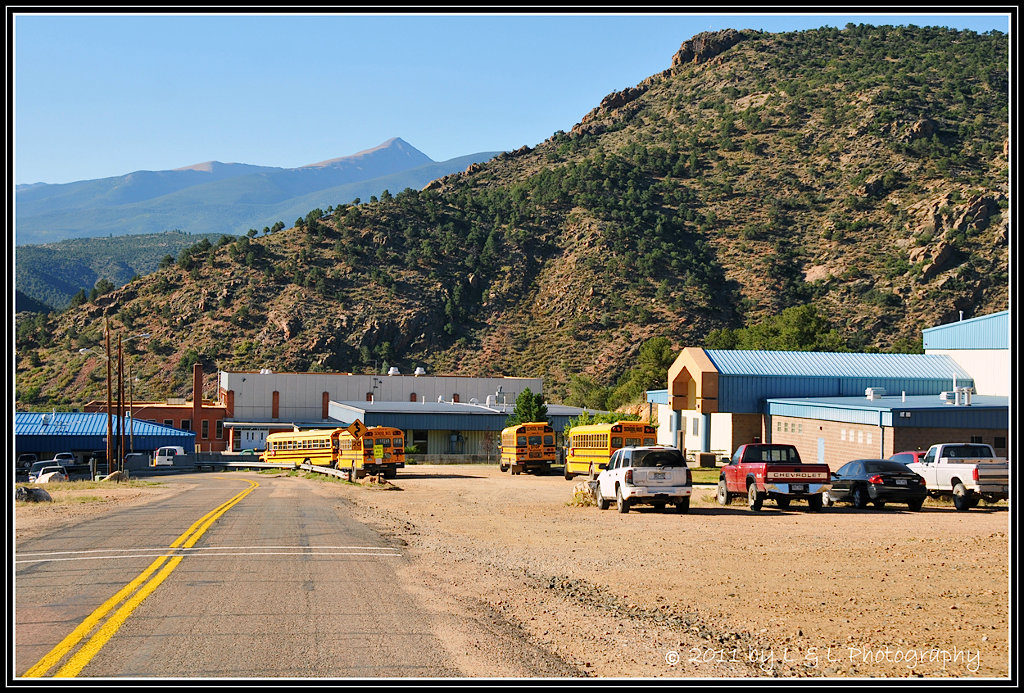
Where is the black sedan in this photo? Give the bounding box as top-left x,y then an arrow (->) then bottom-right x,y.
823,459 -> 928,510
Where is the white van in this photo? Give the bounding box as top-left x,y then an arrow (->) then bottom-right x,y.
152,446 -> 186,466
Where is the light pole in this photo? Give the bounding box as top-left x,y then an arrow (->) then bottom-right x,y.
79,325 -> 149,477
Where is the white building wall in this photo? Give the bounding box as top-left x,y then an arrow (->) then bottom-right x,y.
220,371 -> 543,422
925,349 -> 1009,396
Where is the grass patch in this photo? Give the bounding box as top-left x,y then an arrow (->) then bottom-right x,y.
689,467 -> 722,485
16,479 -> 163,491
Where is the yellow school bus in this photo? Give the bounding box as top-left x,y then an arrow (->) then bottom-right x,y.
260,423 -> 404,480
499,422 -> 557,475
337,426 -> 405,480
261,428 -> 339,468
564,421 -> 657,480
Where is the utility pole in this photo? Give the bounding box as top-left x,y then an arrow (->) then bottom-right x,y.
117,334 -> 124,476
104,318 -> 113,479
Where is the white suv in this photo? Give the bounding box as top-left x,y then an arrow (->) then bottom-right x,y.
596,446 -> 692,513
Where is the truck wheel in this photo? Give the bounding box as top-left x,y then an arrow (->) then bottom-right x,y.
776,497 -> 791,509
907,498 -> 924,511
675,497 -> 690,514
596,484 -> 610,510
873,500 -> 887,509
953,483 -> 973,511
499,463 -> 509,472
822,490 -> 834,507
807,494 -> 823,511
716,480 -> 730,506
747,484 -> 763,511
852,485 -> 868,509
616,486 -> 630,514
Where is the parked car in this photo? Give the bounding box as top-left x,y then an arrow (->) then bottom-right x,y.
17,453 -> 38,471
595,445 -> 692,513
35,465 -> 69,484
823,459 -> 928,510
718,443 -> 831,511
152,446 -> 186,466
906,442 -> 1009,511
28,460 -> 63,483
889,450 -> 928,466
123,452 -> 149,469
53,452 -> 77,465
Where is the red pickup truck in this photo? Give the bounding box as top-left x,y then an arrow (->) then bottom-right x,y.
716,443 -> 831,511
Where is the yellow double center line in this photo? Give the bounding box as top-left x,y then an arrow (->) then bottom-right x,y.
23,478 -> 259,678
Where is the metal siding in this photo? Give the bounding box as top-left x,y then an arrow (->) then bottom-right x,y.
890,407 -> 1009,429
646,389 -> 669,405
922,311 -> 1009,350
768,402 -> 881,426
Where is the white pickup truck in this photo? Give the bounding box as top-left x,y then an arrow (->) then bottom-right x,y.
907,442 -> 1009,511
595,446 -> 692,513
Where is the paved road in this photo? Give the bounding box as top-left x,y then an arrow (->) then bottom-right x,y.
15,473 -> 463,678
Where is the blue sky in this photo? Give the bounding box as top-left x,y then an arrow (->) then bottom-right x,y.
13,10 -> 1012,185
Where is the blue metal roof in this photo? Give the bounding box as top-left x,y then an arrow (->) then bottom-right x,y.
702,351 -> 975,414
922,310 -> 1009,350
15,411 -> 195,452
706,350 -> 974,380
766,394 -> 1008,430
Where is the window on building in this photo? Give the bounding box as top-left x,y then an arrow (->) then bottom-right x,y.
692,418 -> 699,435
201,420 -> 210,439
995,437 -> 1006,449
970,435 -> 984,444
181,419 -> 191,432
840,429 -> 846,441
410,392 -> 417,402
164,419 -> 174,427
216,421 -> 224,439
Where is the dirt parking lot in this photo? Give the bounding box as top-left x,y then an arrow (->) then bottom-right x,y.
16,464 -> 1011,679
339,463 -> 1011,679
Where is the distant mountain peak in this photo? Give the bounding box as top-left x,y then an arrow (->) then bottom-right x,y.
301,137 -> 432,169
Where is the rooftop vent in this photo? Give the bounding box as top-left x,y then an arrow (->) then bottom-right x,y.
388,367 -> 400,376
865,387 -> 886,400
259,368 -> 273,375
414,367 -> 426,376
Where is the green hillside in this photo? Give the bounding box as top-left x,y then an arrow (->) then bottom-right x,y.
15,25 -> 1009,410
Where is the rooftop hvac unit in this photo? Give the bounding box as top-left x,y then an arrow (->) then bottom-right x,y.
865,387 -> 886,400
939,391 -> 956,404
414,367 -> 426,376
388,367 -> 400,376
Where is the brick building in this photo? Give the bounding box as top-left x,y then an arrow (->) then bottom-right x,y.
84,363 -> 230,452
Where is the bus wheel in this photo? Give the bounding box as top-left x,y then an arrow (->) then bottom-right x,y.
564,467 -> 573,481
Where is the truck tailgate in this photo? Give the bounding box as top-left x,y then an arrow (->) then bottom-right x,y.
764,466 -> 830,484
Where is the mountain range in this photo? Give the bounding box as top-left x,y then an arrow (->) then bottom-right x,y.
14,25 -> 1009,411
15,138 -> 499,244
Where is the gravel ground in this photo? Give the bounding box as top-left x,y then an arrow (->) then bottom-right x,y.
15,466 -> 1011,680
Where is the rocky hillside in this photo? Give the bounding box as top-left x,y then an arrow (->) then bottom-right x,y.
15,24 -> 1009,409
